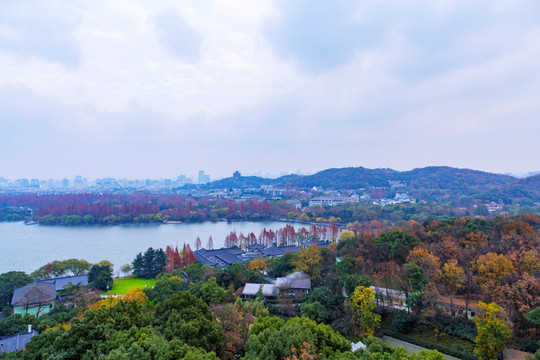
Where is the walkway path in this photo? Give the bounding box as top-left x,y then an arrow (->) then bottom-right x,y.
381,336 -> 460,360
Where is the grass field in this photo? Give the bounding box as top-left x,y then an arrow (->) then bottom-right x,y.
103,277 -> 156,295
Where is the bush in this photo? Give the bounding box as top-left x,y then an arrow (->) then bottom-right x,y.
425,315 -> 477,342
392,310 -> 415,333
376,329 -> 477,360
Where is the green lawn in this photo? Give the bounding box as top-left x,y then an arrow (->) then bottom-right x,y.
103,277 -> 157,295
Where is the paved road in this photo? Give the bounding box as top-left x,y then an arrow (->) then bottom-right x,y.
381,336 -> 460,360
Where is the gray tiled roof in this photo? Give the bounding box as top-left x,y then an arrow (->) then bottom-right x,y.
0,331 -> 38,353
194,248 -> 243,267
261,245 -> 298,257
36,275 -> 88,292
11,283 -> 56,307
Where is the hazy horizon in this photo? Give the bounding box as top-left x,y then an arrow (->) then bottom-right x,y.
1,1 -> 539,180
2,165 -> 540,183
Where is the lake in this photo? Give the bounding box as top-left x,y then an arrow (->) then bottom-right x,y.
0,221 -> 288,274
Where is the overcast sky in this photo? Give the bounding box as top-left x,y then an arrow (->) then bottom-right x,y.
1,0 -> 539,180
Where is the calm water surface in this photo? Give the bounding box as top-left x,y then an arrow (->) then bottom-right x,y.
0,221 -> 287,274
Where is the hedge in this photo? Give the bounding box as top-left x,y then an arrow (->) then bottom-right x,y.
376,329 -> 477,360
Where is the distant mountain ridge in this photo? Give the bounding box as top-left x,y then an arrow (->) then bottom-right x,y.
199,166 -> 540,204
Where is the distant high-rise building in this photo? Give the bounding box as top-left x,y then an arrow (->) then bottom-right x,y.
198,170 -> 210,184
74,175 -> 83,188
61,178 -> 69,188
17,179 -> 30,188
30,179 -> 40,189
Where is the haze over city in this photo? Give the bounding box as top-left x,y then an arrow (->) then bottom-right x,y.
1,1 -> 540,179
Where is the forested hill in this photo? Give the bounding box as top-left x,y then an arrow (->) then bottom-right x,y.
203,166 -> 517,190
200,166 -> 540,203
519,174 -> 540,192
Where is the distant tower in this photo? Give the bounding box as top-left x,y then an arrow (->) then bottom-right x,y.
74,175 -> 82,188
198,170 -> 205,184
198,170 -> 210,184
233,171 -> 241,179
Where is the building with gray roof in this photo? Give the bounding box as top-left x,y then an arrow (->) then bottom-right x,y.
11,283 -> 56,318
0,329 -> 38,354
36,275 -> 88,292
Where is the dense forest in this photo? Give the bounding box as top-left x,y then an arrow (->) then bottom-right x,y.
0,214 -> 538,359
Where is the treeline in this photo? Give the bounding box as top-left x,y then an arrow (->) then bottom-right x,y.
0,193 -> 292,224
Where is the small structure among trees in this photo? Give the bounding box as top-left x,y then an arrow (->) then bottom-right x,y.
10,283 -> 56,318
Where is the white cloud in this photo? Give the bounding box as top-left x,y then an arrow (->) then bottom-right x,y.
0,0 -> 539,179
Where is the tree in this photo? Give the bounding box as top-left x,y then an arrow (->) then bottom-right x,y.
165,246 -> 183,273
472,252 -> 514,285
132,253 -> 144,277
145,275 -> 183,304
293,245 -> 322,282
154,291 -> 224,353
207,236 -> 214,250
195,236 -> 202,251
344,274 -> 371,297
247,258 -> 267,272
526,307 -> 540,335
182,244 -> 196,266
64,259 -> 92,275
374,230 -> 420,265
407,246 -> 441,282
120,264 -> 132,277
88,264 -> 113,291
300,301 -> 329,324
244,317 -> 349,360
339,230 -> 355,242
268,252 -> 297,278
133,248 -> 166,279
472,301 -> 511,360
188,277 -> 227,305
519,250 -> 540,275
349,286 -> 381,336
213,303 -> 247,360
440,259 -> 465,314
0,271 -> 32,310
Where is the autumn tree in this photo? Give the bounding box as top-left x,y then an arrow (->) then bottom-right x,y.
213,303 -> 247,360
165,245 -> 183,272
519,250 -> 540,275
293,244 -> 322,282
195,236 -> 202,250
247,258 -> 267,272
440,259 -> 465,313
207,236 -> 214,250
472,302 -> 511,360
350,286 -> 381,336
182,244 -> 196,266
472,252 -> 514,285
407,246 -> 441,282
339,230 -> 355,242
502,274 -> 540,328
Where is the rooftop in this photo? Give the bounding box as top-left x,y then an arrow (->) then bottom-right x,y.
11,283 -> 56,307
